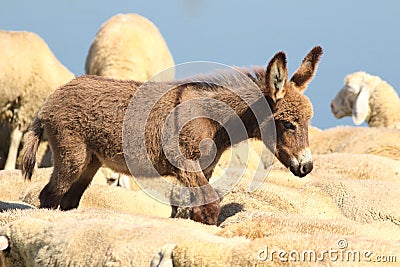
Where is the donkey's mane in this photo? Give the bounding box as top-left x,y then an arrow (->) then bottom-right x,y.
175,66 -> 267,93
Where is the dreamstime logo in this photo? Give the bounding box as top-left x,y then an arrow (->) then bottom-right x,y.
122,62 -> 277,207
257,239 -> 398,263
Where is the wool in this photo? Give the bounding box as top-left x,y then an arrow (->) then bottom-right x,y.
331,71 -> 400,127
85,13 -> 175,82
0,30 -> 74,170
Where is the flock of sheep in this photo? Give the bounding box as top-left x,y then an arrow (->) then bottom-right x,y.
0,12 -> 399,266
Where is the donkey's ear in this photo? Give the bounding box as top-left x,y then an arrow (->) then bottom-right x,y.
352,87 -> 370,125
266,51 -> 288,102
290,46 -> 323,92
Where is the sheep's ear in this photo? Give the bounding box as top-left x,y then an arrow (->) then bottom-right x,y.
265,51 -> 288,102
352,88 -> 370,125
290,46 -> 323,93
0,236 -> 9,251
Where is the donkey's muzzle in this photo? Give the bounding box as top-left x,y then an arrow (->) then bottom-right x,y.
290,160 -> 313,178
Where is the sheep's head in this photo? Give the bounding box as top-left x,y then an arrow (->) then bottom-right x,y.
331,72 -> 371,125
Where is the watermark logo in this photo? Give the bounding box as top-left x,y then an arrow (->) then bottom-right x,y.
257,239 -> 397,263
337,238 -> 348,250
122,62 -> 276,207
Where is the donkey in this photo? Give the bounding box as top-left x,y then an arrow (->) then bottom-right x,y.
22,46 -> 322,225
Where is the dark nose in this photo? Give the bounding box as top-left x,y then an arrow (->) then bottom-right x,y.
300,161 -> 313,177
330,102 -> 334,111
291,161 -> 313,177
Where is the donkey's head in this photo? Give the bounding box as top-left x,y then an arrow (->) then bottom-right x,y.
265,46 -> 322,177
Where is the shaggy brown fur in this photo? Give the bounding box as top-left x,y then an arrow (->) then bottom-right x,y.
22,47 -> 322,225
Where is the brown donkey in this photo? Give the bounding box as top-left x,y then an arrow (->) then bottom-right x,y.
22,46 -> 322,225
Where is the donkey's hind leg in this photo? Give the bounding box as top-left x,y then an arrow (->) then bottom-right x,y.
39,142 -> 89,209
60,155 -> 102,210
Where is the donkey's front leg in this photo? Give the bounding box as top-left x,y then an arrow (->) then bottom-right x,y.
191,195 -> 221,225
173,170 -> 221,225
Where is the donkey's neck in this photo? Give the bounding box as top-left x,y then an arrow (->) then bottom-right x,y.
213,94 -> 275,153
179,67 -> 273,154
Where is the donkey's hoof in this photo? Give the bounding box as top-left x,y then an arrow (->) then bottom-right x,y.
171,202 -> 220,225
192,201 -> 221,225
172,206 -> 192,219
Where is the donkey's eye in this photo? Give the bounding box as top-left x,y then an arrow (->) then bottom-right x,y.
283,121 -> 296,130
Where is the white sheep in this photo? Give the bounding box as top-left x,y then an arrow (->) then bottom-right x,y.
3,208 -> 398,267
85,13 -> 175,81
0,30 -> 75,170
155,213 -> 400,267
331,71 -> 400,127
20,181 -> 172,218
0,208 -> 222,266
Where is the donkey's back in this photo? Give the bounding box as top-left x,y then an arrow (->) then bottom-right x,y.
42,76 -> 135,169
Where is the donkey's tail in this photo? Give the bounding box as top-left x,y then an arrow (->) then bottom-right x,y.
22,115 -> 44,180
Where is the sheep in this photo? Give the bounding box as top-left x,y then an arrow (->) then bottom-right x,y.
216,151 -> 400,225
216,168 -> 343,225
2,208 -> 398,267
0,152 -> 398,265
20,181 -> 172,218
85,13 -> 175,81
0,208 -> 399,266
165,185 -> 400,264
309,126 -> 400,160
308,177 -> 400,225
155,214 -> 400,267
272,152 -> 400,181
310,153 -> 400,182
0,208 -> 224,266
0,168 -> 52,201
331,71 -> 400,127
216,213 -> 400,241
22,47 -> 323,225
0,30 -> 75,170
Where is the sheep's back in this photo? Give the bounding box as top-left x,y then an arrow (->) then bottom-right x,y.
310,126 -> 400,160
0,30 -> 74,129
85,13 -> 174,82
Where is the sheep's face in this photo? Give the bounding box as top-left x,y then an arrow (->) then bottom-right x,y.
331,84 -> 361,118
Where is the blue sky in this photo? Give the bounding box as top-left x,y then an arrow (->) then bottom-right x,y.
1,1 -> 399,129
